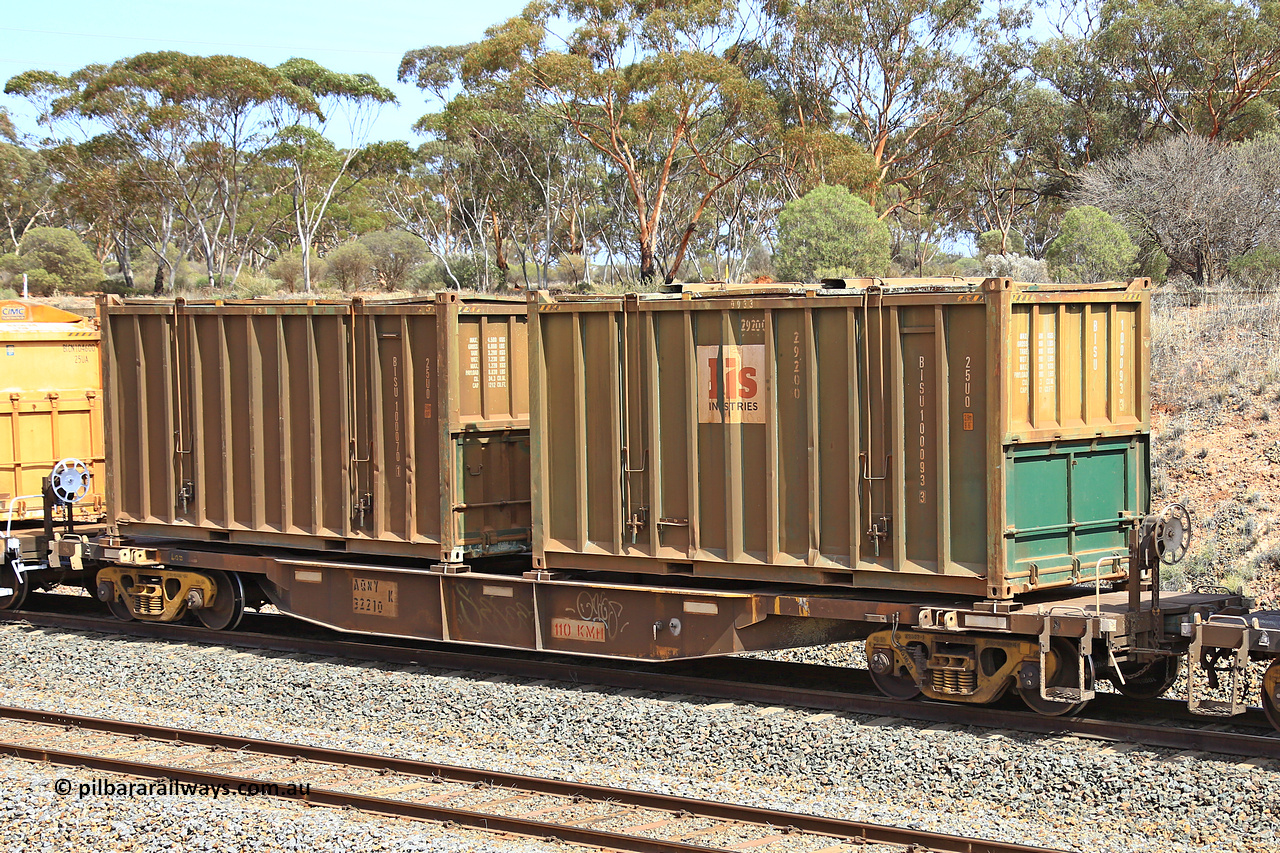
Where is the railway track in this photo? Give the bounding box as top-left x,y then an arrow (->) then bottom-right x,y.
5,595 -> 1278,758
0,704 -> 1061,853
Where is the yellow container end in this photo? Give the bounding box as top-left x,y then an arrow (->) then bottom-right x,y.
0,301 -> 105,525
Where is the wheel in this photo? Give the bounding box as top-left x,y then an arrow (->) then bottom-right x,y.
107,596 -> 136,621
1018,639 -> 1092,717
1263,660 -> 1280,734
1157,503 -> 1192,565
49,457 -> 92,504
0,557 -> 30,610
195,570 -> 245,631
867,645 -> 922,700
1114,657 -> 1181,700
96,570 -> 135,621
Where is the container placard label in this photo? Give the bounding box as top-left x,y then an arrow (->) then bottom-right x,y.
485,331 -> 508,390
352,577 -> 398,618
696,344 -> 765,424
551,617 -> 607,642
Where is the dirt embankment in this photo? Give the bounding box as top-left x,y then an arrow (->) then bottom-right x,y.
1149,293 -> 1280,605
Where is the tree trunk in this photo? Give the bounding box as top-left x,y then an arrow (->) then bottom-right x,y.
116,231 -> 134,290
153,262 -> 166,296
491,210 -> 509,286
639,240 -> 657,287
664,222 -> 698,285
294,187 -> 311,294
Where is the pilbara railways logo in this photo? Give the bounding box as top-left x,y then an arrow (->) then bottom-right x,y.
696,344 -> 765,424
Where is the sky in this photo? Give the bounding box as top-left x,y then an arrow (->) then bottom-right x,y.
0,0 -> 529,144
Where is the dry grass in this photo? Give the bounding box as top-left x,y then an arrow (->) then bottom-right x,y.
1152,290 -> 1280,413
1150,288 -> 1280,603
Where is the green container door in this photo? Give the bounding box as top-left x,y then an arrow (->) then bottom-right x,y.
1003,436 -> 1147,591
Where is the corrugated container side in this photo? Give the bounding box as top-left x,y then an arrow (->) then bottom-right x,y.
530,279 -> 1150,599
103,296 -> 530,560
1006,294 -> 1145,440
0,301 -> 105,522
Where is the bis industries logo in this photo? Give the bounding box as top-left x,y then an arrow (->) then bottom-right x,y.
696,344 -> 765,424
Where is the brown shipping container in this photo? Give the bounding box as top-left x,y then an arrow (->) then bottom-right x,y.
102,295 -> 530,560
529,277 -> 1151,599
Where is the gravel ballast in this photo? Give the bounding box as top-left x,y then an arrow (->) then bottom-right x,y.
0,622 -> 1276,852
0,753 -> 552,852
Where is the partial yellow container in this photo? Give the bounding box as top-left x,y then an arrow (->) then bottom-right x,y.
0,300 -> 105,524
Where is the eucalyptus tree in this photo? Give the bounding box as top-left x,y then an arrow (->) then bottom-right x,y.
376,138 -> 490,289
6,53 -> 322,288
1030,0 -> 1280,196
941,88 -> 1052,256
270,58 -> 396,291
0,141 -> 57,253
1094,0 -> 1280,141
752,0 -> 1030,219
401,0 -> 778,285
414,95 -> 575,288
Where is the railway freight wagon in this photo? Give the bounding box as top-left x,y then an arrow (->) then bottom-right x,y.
94,294 -> 531,627
66,280 -> 1275,727
0,300 -> 105,525
529,277 -> 1150,599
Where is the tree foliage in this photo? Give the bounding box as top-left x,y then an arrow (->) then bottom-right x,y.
4,4 -> 1280,291
401,0 -> 777,284
9,226 -> 102,292
6,52 -> 394,292
1046,205 -> 1138,282
774,184 -> 890,280
325,241 -> 374,290
268,247 -> 326,291
1078,134 -> 1280,287
750,0 -> 1030,218
359,229 -> 426,289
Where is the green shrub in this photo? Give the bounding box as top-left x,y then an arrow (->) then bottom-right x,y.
774,185 -> 891,282
977,229 -> 1026,257
1046,206 -> 1138,283
231,271 -> 280,299
0,253 -> 24,287
268,248 -> 327,292
359,231 -> 426,290
325,242 -> 374,291
1228,244 -> 1280,292
13,227 -> 102,294
552,254 -> 587,285
9,267 -> 61,296
407,263 -> 444,292
1137,244 -> 1170,284
96,277 -> 148,297
814,265 -> 860,280
436,254 -> 503,291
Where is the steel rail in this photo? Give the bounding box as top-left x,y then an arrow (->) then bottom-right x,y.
3,606 -> 1278,760
0,705 -> 1061,853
